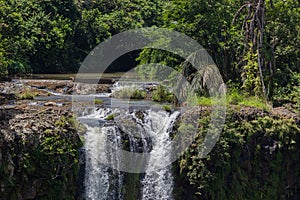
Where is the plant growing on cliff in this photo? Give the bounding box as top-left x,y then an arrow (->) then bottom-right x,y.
162,104 -> 172,112
178,108 -> 300,199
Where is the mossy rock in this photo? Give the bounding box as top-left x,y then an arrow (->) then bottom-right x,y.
175,106 -> 300,199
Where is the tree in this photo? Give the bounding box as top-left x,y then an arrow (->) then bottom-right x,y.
233,0 -> 300,99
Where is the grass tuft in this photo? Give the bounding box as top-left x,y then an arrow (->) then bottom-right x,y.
17,90 -> 36,100
151,85 -> 173,102
94,99 -> 104,105
106,114 -> 115,120
195,90 -> 270,111
112,86 -> 146,99
162,104 -> 172,112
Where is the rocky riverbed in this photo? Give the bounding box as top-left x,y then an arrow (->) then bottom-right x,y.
0,79 -> 111,97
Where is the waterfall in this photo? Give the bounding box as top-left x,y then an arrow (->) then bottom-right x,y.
84,125 -> 123,200
80,108 -> 179,200
141,111 -> 179,200
84,126 -> 109,200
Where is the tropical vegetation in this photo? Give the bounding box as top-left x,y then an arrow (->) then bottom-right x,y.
0,0 -> 298,108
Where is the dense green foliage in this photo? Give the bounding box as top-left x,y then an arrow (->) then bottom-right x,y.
175,107 -> 300,199
137,0 -> 300,102
0,0 -> 164,74
0,0 -> 298,105
0,2 -> 299,198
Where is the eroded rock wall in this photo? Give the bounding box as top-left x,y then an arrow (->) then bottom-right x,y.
0,108 -> 82,199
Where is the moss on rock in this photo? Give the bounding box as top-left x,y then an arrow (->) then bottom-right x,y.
0,108 -> 83,199
174,106 -> 300,199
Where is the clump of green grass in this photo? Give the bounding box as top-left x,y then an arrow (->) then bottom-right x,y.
17,90 -> 36,99
94,99 -> 104,105
44,129 -> 52,134
226,87 -> 270,110
197,96 -> 213,106
112,86 -> 146,99
162,104 -> 172,112
151,85 -> 173,102
238,96 -> 270,111
132,89 -> 146,99
106,114 -> 115,120
195,93 -> 270,110
55,116 -> 67,127
227,90 -> 243,105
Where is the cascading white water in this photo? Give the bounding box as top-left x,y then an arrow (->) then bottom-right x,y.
84,126 -> 110,200
104,126 -> 124,200
84,124 -> 124,200
141,111 -> 180,200
81,108 -> 179,200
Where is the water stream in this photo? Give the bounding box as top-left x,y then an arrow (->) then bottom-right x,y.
141,111 -> 179,200
2,78 -> 179,199
79,108 -> 179,200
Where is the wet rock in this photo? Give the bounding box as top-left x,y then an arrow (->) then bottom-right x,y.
135,110 -> 144,121
1,80 -> 112,98
44,101 -> 57,106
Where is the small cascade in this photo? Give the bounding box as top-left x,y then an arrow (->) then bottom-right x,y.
141,111 -> 180,200
104,126 -> 124,200
80,108 -> 179,200
84,125 -> 124,200
84,126 -> 110,200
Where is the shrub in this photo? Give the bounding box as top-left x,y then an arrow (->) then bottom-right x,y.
0,52 -> 8,78
112,86 -> 146,99
8,59 -> 30,75
151,85 -> 173,102
273,72 -> 300,112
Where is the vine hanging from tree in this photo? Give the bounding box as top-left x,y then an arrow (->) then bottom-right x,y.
233,0 -> 273,99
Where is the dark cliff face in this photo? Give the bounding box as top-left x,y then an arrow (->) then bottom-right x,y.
0,107 -> 83,199
0,102 -> 299,200
173,106 -> 300,200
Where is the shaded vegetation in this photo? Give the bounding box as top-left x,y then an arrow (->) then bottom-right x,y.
174,106 -> 300,199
